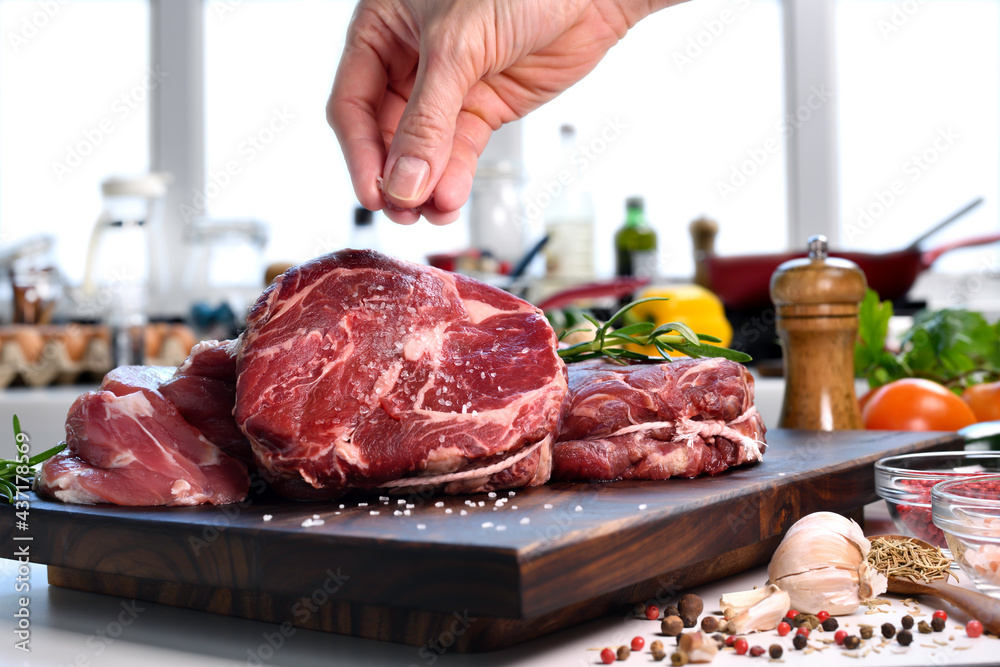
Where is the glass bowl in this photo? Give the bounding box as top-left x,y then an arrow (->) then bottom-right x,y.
875,451 -> 1000,548
932,475 -> 1000,598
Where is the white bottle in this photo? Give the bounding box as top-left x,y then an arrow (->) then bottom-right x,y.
543,124 -> 595,281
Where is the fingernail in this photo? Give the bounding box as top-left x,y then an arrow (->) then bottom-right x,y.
387,156 -> 430,203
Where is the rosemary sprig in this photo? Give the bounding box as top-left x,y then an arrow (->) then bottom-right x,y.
0,415 -> 66,504
557,297 -> 752,365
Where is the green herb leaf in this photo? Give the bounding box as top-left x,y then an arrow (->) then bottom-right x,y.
0,415 -> 66,504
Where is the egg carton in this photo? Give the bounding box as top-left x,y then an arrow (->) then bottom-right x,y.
0,323 -> 198,388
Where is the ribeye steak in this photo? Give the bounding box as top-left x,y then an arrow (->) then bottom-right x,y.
234,249 -> 567,499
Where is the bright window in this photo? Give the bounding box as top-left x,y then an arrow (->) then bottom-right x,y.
837,0 -> 1000,273
0,0 -> 150,283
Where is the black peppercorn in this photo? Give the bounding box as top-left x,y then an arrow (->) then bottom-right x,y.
901,615 -> 914,630
769,644 -> 783,659
881,622 -> 896,639
700,615 -> 718,633
664,605 -> 679,618
793,634 -> 807,650
931,616 -> 946,632
782,616 -> 795,627
898,629 -> 913,646
822,617 -> 839,632
844,635 -> 861,650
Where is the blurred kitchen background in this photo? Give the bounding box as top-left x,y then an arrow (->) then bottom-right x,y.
1,0 -> 999,438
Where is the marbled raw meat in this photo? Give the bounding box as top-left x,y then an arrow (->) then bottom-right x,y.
234,249 -> 567,499
552,358 -> 766,481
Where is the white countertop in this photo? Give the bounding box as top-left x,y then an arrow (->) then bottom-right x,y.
2,503 -> 998,667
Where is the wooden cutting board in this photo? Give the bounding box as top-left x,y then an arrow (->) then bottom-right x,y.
0,429 -> 961,651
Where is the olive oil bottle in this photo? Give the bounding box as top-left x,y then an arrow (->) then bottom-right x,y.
614,196 -> 657,278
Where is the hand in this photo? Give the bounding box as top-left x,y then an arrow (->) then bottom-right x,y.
327,0 -> 676,225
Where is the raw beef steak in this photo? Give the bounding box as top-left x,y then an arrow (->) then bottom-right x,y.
36,380 -> 250,506
234,249 -> 567,499
553,357 -> 766,481
160,340 -> 252,464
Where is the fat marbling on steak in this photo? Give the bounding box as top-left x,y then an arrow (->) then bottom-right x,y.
553,357 -> 766,481
234,249 -> 567,499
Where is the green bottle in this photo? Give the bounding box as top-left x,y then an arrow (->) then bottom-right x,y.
615,196 -> 657,278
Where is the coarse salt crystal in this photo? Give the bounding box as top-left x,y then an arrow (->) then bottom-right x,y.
406,504 -> 415,509
312,514 -> 321,519
481,522 -> 494,528
495,500 -> 504,507
638,504 -> 648,510
496,525 -> 507,531
404,509 -> 411,516
301,518 -> 325,527
394,510 -> 403,516
460,510 -> 468,516
370,510 -> 380,516
574,505 -> 583,512
508,491 -> 516,496
435,501 -> 444,507
398,499 -> 406,504
520,517 -> 530,525
543,503 -> 553,509
511,505 -> 518,510
379,496 -> 389,502
262,514 -> 273,522
478,501 -> 485,507
445,508 -> 453,514
488,492 -> 497,498
417,524 -> 426,530
358,502 -> 368,507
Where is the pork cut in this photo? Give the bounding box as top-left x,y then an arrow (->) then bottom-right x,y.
552,357 -> 766,481
35,371 -> 250,506
234,249 -> 567,499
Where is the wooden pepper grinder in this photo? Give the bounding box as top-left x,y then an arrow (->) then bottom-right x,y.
770,235 -> 867,430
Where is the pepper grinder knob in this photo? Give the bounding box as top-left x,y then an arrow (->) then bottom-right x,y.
770,237 -> 868,431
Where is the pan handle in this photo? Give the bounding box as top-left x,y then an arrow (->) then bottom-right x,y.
922,231 -> 1000,266
905,197 -> 984,250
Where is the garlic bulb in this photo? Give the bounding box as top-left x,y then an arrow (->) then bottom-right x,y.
768,512 -> 887,615
719,584 -> 791,633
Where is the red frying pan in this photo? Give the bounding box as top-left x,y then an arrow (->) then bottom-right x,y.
700,199 -> 999,309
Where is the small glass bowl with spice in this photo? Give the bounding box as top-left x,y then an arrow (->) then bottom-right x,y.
933,474 -> 1000,598
875,451 -> 1000,548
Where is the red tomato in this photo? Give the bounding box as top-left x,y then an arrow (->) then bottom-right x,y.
962,381 -> 1000,423
863,378 -> 977,431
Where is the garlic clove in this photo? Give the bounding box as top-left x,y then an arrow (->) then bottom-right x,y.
678,631 -> 719,663
721,584 -> 791,634
857,560 -> 889,600
772,566 -> 886,616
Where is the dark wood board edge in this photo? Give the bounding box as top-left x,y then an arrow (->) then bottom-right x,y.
46,534 -> 785,653
517,431 -> 961,617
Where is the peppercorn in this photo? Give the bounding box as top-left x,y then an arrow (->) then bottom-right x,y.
769,644 -> 783,659
781,616 -> 795,628
631,636 -> 645,651
796,614 -> 820,629
711,634 -> 725,650
859,625 -> 873,640
898,629 -> 913,646
931,616 -> 946,632
651,649 -> 666,662
822,617 -> 839,632
749,646 -> 766,657
918,620 -> 933,634
700,616 -> 719,633
617,645 -> 631,660
844,635 -> 861,650
680,613 -> 698,628
678,593 -> 704,619
651,640 -> 664,653
881,623 -> 896,639
792,634 -> 807,650
670,650 -> 688,666
901,615 -> 914,630
664,605 -> 680,618
634,602 -> 647,616
600,648 -> 616,664
646,605 -> 661,621
662,616 -> 683,637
